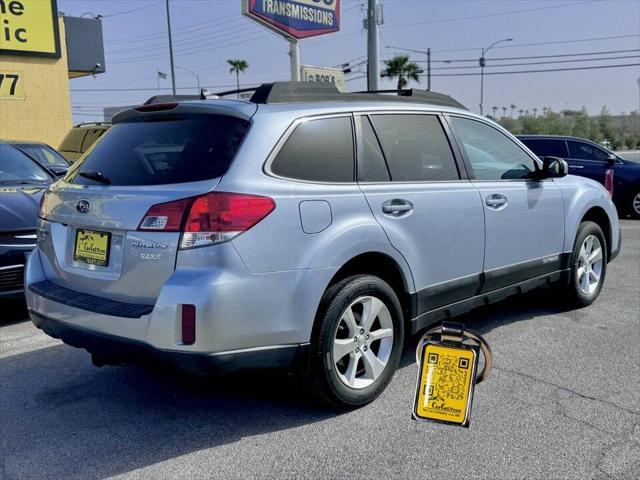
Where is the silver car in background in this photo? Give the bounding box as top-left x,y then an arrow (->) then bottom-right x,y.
26,82 -> 620,408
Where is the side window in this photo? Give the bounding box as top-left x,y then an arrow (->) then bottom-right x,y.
271,116 -> 354,182
521,138 -> 568,158
567,141 -> 609,161
81,129 -> 104,152
356,116 -> 390,182
451,117 -> 537,180
370,114 -> 459,182
59,129 -> 87,153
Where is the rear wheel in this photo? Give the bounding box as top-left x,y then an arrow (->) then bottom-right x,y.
305,275 -> 404,409
630,190 -> 640,219
564,221 -> 607,307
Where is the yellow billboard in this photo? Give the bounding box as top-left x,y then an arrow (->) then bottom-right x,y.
0,0 -> 60,58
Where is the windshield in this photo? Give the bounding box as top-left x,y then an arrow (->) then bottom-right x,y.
0,144 -> 52,184
71,115 -> 249,186
17,144 -> 68,168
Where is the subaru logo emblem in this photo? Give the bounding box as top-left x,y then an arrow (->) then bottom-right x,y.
76,199 -> 92,214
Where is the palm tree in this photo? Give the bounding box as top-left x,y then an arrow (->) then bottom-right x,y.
502,106 -> 507,118
381,55 -> 421,90
510,104 -> 516,118
491,106 -> 498,118
518,108 -> 524,117
532,107 -> 538,117
227,59 -> 249,97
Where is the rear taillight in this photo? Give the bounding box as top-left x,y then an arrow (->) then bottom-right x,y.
604,168 -> 614,197
138,192 -> 275,249
38,192 -> 48,220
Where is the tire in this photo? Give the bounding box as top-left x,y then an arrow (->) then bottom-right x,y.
305,275 -> 405,409
564,221 -> 608,307
629,190 -> 640,219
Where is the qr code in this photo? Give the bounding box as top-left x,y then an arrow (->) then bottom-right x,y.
426,352 -> 470,402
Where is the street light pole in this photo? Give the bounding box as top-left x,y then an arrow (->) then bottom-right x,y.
176,66 -> 200,94
165,0 -> 176,96
479,38 -> 513,115
367,0 -> 380,90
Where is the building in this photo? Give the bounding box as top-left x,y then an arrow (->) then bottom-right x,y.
0,0 -> 105,147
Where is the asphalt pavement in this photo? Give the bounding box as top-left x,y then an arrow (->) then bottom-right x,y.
1,221 -> 639,480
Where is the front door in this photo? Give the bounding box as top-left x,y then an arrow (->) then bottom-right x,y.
566,139 -> 609,185
355,113 -> 485,315
448,116 -> 565,292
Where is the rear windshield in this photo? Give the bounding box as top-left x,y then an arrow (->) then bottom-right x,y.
70,115 -> 249,186
59,129 -> 87,153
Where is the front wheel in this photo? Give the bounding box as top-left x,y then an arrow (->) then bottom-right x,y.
305,275 -> 405,409
564,221 -> 607,307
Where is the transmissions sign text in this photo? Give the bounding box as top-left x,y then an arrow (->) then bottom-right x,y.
243,0 -> 340,40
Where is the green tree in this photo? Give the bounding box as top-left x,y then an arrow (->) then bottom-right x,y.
572,107 -> 590,138
227,59 -> 249,97
598,106 -> 615,142
381,55 -> 421,89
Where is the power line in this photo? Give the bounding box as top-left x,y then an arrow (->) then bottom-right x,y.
424,62 -> 640,77
385,0 -> 598,29
101,2 -> 160,18
426,54 -> 640,71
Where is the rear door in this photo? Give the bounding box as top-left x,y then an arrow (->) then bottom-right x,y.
39,109 -> 250,304
566,139 -> 609,184
356,113 -> 485,315
448,116 -> 565,292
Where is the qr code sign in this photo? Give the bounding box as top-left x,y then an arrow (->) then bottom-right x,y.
414,343 -> 476,425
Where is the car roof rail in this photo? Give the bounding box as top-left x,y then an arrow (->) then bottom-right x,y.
202,81 -> 466,109
72,121 -> 111,128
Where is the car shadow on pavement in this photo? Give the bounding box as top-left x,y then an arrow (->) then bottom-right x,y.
0,298 -> 29,326
0,287 -> 573,480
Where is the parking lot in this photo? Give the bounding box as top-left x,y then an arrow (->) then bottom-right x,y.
0,220 -> 636,480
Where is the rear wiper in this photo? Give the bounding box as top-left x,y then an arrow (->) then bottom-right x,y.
79,170 -> 111,185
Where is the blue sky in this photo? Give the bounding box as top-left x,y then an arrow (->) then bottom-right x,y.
59,0 -> 640,122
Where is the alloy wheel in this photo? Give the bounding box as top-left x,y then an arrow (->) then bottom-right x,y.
332,296 -> 394,389
633,192 -> 640,216
577,234 -> 603,296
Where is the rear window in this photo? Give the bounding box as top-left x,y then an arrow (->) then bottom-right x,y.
71,115 -> 249,186
270,116 -> 354,183
59,129 -> 87,153
520,138 -> 568,158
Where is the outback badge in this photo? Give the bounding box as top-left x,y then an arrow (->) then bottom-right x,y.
413,321 -> 492,427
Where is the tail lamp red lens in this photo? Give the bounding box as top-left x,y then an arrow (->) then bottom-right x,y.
604,168 -> 614,197
137,192 -> 275,248
181,304 -> 196,345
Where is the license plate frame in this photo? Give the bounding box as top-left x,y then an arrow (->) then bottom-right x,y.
73,229 -> 111,267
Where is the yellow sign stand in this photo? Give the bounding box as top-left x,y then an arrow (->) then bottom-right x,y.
413,322 -> 492,427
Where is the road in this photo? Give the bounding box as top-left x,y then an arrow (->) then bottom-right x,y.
1,221 -> 639,480
619,150 -> 640,163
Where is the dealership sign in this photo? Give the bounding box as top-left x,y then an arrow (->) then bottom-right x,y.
0,0 -> 60,58
301,65 -> 344,91
242,0 -> 340,40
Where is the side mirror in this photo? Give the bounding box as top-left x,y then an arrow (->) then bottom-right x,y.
607,153 -> 618,164
542,156 -> 568,178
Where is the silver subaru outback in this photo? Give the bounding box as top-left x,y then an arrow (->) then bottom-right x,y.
26,82 -> 621,408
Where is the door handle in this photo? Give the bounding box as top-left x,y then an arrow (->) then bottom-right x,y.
485,194 -> 507,209
382,199 -> 414,217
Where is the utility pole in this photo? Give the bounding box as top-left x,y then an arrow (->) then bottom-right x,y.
367,0 -> 379,91
289,41 -> 300,81
479,38 -> 513,115
165,0 -> 176,95
426,48 -> 431,91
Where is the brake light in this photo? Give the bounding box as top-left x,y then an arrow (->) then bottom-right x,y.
604,168 -> 614,197
137,192 -> 275,249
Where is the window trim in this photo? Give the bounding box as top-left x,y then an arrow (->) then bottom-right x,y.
354,111 -> 468,185
445,113 -> 545,182
263,113 -> 358,185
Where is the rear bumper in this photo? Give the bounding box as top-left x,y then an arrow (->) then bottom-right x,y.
30,310 -> 309,374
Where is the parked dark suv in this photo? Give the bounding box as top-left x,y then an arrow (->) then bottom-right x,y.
518,135 -> 640,218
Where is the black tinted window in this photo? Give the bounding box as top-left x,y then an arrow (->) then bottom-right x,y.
59,129 -> 87,153
567,141 -> 609,161
271,117 -> 354,182
370,114 -> 459,182
357,116 -> 390,182
451,117 -> 537,180
81,128 -> 107,152
521,138 -> 568,158
72,115 -> 249,186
